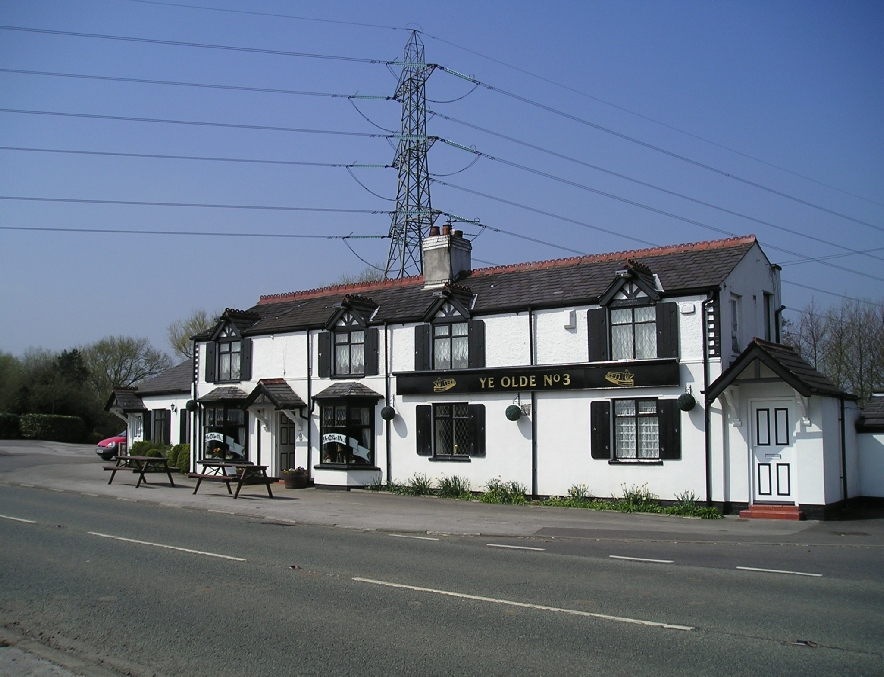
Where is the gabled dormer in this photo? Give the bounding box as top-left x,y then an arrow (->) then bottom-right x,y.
588,262 -> 678,363
317,295 -> 380,378
414,284 -> 485,372
204,309 -> 259,383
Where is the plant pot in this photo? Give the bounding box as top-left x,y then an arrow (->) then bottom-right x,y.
283,472 -> 309,489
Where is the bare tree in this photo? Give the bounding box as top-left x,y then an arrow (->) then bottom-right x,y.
785,298 -> 884,404
82,336 -> 172,401
168,309 -> 218,360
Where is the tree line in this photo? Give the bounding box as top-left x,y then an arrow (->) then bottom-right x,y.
784,298 -> 884,406
0,310 -> 218,438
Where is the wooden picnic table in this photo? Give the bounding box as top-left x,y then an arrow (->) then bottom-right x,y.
189,461 -> 274,499
105,455 -> 176,488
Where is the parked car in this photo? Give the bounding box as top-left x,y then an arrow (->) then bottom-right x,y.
96,431 -> 127,460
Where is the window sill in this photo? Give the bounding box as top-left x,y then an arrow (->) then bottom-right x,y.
314,463 -> 380,471
608,459 -> 664,466
428,455 -> 471,462
330,373 -> 365,380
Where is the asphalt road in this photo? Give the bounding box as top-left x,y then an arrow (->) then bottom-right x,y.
2,483 -> 882,677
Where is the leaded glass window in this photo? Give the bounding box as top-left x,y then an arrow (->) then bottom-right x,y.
611,306 -> 657,360
434,322 -> 469,370
614,399 -> 659,460
334,313 -> 365,375
433,403 -> 472,456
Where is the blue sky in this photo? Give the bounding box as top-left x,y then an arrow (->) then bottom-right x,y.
1,0 -> 882,357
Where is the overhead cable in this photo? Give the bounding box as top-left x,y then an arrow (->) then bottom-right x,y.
436,65 -> 883,233
0,145 -> 390,169
437,138 -> 884,265
0,25 -> 395,64
0,68 -> 392,100
0,225 -> 388,239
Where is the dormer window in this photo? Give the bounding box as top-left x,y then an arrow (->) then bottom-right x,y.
415,300 -> 485,371
317,305 -> 379,379
217,327 -> 242,381
205,324 -> 252,383
334,312 -> 365,376
588,270 -> 678,363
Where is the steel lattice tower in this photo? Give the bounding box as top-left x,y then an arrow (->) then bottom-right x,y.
385,31 -> 437,278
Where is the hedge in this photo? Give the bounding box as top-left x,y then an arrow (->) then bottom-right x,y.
0,413 -> 20,439
19,414 -> 85,443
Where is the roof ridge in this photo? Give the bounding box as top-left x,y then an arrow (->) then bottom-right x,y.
258,274 -> 423,305
468,235 -> 757,277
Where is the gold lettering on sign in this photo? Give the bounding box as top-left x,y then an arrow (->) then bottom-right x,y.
433,378 -> 457,392
604,370 -> 634,387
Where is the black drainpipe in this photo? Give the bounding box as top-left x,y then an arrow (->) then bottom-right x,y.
384,321 -> 392,485
840,397 -> 848,508
528,307 -> 538,499
702,293 -> 715,507
306,329 -> 313,479
774,305 -> 786,343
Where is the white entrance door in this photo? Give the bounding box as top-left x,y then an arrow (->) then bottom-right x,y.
751,401 -> 795,503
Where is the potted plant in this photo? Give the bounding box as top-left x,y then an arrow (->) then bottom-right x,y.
282,467 -> 309,489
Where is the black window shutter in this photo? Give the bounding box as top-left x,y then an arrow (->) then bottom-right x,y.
163,410 -> 171,445
364,328 -> 379,376
240,338 -> 253,380
468,319 -> 486,368
204,342 -> 217,383
590,400 -> 611,459
469,404 -> 486,457
587,308 -> 608,362
658,399 -> 681,460
414,324 -> 431,371
656,303 -> 679,359
142,411 -> 151,444
416,405 -> 432,455
318,331 -> 332,377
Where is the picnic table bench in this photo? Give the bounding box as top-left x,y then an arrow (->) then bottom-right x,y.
190,460 -> 275,499
104,455 -> 176,488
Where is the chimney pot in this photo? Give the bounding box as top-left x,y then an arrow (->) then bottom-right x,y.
453,229 -> 463,238
429,225 -> 440,236
441,224 -> 451,236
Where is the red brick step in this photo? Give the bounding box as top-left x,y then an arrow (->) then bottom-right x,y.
739,505 -> 805,521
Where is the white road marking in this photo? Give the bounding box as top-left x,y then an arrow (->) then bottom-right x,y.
208,509 -> 236,515
487,543 -> 546,551
81,493 -> 99,497
352,577 -> 693,631
0,514 -> 36,524
390,533 -> 440,541
736,566 -> 822,577
610,555 -> 674,564
88,532 -> 245,561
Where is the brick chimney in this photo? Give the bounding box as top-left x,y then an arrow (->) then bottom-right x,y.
422,225 -> 472,288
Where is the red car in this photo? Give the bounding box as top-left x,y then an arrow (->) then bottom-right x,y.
96,431 -> 127,460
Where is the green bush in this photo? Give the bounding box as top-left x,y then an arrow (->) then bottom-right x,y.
86,431 -> 103,444
19,414 -> 85,443
480,478 -> 528,505
405,473 -> 434,496
129,440 -> 153,456
0,413 -> 20,439
437,475 -> 472,499
174,444 -> 190,473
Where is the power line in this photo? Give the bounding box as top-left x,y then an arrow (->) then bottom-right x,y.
432,111 -> 884,265
0,145 -> 391,169
0,25 -> 395,65
436,66 -> 884,234
432,176 -> 884,284
0,68 -> 392,100
0,225 -> 389,239
0,196 -> 392,214
0,107 -> 395,139
121,0 -> 409,33
782,280 -> 884,309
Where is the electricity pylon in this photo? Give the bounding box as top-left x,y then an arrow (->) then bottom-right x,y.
385,31 -> 437,278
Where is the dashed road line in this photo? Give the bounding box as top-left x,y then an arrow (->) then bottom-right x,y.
736,566 -> 822,577
88,532 -> 245,561
352,577 -> 693,631
390,533 -> 440,541
0,514 -> 36,524
610,555 -> 674,564
487,543 -> 546,551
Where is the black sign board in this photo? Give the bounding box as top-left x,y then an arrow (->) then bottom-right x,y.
395,359 -> 680,395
